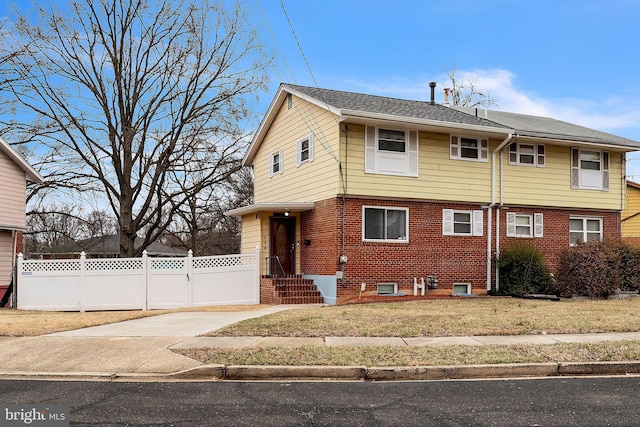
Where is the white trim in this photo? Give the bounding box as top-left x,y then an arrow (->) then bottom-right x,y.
296,133 -> 314,167
509,142 -> 545,167
569,216 -> 603,245
453,282 -> 472,295
362,206 -> 409,243
443,209 -> 483,236
269,148 -> 284,177
377,282 -> 398,295
0,136 -> 43,183
506,212 -> 544,238
365,125 -> 418,177
449,135 -> 488,162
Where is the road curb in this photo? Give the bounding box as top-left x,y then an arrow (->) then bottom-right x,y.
3,361 -> 640,382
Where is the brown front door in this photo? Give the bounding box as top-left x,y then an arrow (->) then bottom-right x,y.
270,217 -> 295,275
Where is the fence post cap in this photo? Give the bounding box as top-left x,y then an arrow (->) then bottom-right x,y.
142,250 -> 148,257
18,252 -> 23,259
80,251 -> 86,258
188,249 -> 193,256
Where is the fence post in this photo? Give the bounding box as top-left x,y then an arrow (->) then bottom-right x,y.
15,253 -> 23,309
79,251 -> 86,312
142,250 -> 148,310
187,250 -> 193,308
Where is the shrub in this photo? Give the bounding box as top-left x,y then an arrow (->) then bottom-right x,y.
556,240 -> 621,298
612,241 -> 640,292
496,242 -> 553,296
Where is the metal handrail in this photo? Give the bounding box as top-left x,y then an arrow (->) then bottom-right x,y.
266,256 -> 286,278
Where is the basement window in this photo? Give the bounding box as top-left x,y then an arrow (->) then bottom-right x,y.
453,283 -> 471,295
377,283 -> 398,295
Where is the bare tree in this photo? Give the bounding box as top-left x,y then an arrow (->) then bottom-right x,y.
445,68 -> 497,108
3,0 -> 268,256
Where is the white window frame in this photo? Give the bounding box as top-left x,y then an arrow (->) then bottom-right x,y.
453,283 -> 471,295
509,142 -> 545,167
269,148 -> 284,177
362,206 -> 409,243
377,283 -> 398,295
571,148 -> 609,191
365,125 -> 418,177
506,212 -> 544,238
296,133 -> 314,167
442,209 -> 483,236
450,135 -> 488,162
569,217 -> 603,246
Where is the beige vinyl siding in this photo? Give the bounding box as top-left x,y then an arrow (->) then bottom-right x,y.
501,145 -> 624,210
0,231 -> 12,285
253,97 -> 341,203
343,126 -> 491,203
622,185 -> 640,237
0,150 -> 27,228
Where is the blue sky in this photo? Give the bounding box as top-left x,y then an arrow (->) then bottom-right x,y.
3,0 -> 640,179
247,0 -> 640,180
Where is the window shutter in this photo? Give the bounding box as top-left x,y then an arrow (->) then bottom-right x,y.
365,126 -> 376,173
536,144 -> 545,167
509,143 -> 517,164
472,210 -> 484,236
506,212 -> 516,237
602,151 -> 609,191
450,136 -> 459,159
534,213 -> 544,238
296,139 -> 302,167
308,134 -> 314,162
442,209 -> 454,235
408,130 -> 418,176
278,148 -> 284,174
480,139 -> 488,161
571,148 -> 579,189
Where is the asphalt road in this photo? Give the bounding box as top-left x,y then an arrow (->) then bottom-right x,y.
2,377 -> 640,426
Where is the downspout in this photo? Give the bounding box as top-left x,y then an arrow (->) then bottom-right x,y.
487,132 -> 514,292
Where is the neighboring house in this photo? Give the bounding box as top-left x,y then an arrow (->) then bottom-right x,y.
226,83 -> 640,304
32,235 -> 188,259
0,136 -> 43,303
622,181 -> 640,246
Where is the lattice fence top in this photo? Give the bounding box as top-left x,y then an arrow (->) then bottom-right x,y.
193,254 -> 256,270
85,259 -> 144,271
150,258 -> 185,271
20,259 -> 81,273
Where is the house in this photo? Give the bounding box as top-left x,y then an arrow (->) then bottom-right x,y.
622,181 -> 640,246
0,136 -> 43,304
226,83 -> 640,304
32,235 -> 189,259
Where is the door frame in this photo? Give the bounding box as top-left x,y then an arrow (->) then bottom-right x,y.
269,216 -> 296,275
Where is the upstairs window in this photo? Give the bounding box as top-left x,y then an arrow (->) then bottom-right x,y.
365,126 -> 418,177
269,148 -> 284,177
509,143 -> 545,167
450,136 -> 488,162
363,206 -> 408,242
571,148 -> 609,191
296,134 -> 314,166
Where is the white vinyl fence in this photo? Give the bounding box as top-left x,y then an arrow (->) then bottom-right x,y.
16,250 -> 259,311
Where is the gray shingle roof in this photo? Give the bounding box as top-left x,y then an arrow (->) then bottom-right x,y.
449,106 -> 640,148
285,84 -> 640,149
284,84 -> 510,130
34,235 -> 188,257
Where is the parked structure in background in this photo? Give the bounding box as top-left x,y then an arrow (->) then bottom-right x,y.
622,181 -> 640,246
0,137 -> 43,306
32,235 -> 188,259
226,83 -> 640,304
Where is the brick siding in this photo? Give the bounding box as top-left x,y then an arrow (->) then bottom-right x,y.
299,197 -> 620,299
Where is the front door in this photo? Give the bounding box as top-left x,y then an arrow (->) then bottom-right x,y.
270,217 -> 295,275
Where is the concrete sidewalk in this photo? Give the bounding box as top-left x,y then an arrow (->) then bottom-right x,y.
1,306 -> 640,381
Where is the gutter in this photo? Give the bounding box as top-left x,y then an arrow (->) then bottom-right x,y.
486,133 -> 514,292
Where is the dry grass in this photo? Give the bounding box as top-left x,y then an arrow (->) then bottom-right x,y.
206,298 -> 640,337
177,341 -> 640,367
0,305 -> 266,337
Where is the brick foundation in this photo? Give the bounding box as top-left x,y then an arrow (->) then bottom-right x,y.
299,197 -> 620,301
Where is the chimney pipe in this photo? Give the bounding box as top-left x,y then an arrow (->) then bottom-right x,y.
443,88 -> 450,106
429,82 -> 436,105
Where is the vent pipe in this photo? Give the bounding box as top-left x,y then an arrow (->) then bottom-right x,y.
443,88 -> 451,106
429,82 -> 436,105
